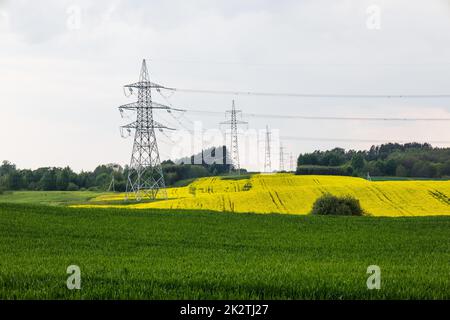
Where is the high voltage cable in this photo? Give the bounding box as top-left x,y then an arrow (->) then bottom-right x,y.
149,58 -> 450,67
155,125 -> 450,145
281,136 -> 450,144
184,109 -> 450,122
162,87 -> 450,99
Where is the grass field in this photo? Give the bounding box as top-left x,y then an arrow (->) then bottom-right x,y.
0,202 -> 449,299
79,174 -> 450,217
0,190 -> 102,206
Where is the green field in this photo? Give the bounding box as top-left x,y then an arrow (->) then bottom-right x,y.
0,191 -> 102,206
0,200 -> 449,299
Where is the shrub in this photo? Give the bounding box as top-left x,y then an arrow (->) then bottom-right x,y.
311,193 -> 364,216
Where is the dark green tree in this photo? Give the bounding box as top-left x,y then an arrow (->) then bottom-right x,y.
351,154 -> 365,171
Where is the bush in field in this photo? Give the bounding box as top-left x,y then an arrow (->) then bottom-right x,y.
311,193 -> 364,216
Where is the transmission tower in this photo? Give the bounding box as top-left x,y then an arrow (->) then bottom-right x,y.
220,100 -> 247,175
118,59 -> 175,201
108,174 -> 115,192
279,143 -> 285,172
107,164 -> 121,192
264,125 -> 272,173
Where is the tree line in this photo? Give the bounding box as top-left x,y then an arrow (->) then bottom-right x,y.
2,143 -> 448,192
0,147 -> 235,192
296,143 -> 450,178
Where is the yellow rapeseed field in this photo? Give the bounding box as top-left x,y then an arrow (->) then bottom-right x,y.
76,174 -> 450,217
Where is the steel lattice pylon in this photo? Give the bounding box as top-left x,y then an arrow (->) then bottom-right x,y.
119,59 -> 174,201
220,100 -> 247,175
264,125 -> 272,173
279,142 -> 285,172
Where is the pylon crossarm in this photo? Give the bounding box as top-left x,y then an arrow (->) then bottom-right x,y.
121,120 -> 174,130
118,102 -> 139,111
226,109 -> 243,114
120,121 -> 137,129
124,81 -> 167,89
119,101 -> 183,111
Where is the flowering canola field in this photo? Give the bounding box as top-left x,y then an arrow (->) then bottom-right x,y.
79,174 -> 450,217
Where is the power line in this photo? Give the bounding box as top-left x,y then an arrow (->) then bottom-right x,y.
185,109 -> 450,122
281,136 -> 450,144
162,87 -> 450,99
148,57 -> 450,68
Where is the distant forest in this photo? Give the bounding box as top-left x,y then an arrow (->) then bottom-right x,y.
296,143 -> 450,178
1,143 -> 449,192
0,146 -> 233,192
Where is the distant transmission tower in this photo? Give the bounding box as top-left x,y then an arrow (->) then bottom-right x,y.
279,143 -> 285,172
118,59 -> 175,201
108,173 -> 115,192
220,100 -> 247,175
107,164 -> 121,192
264,125 -> 272,173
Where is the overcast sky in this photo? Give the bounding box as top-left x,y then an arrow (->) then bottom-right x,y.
1,0 -> 450,172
